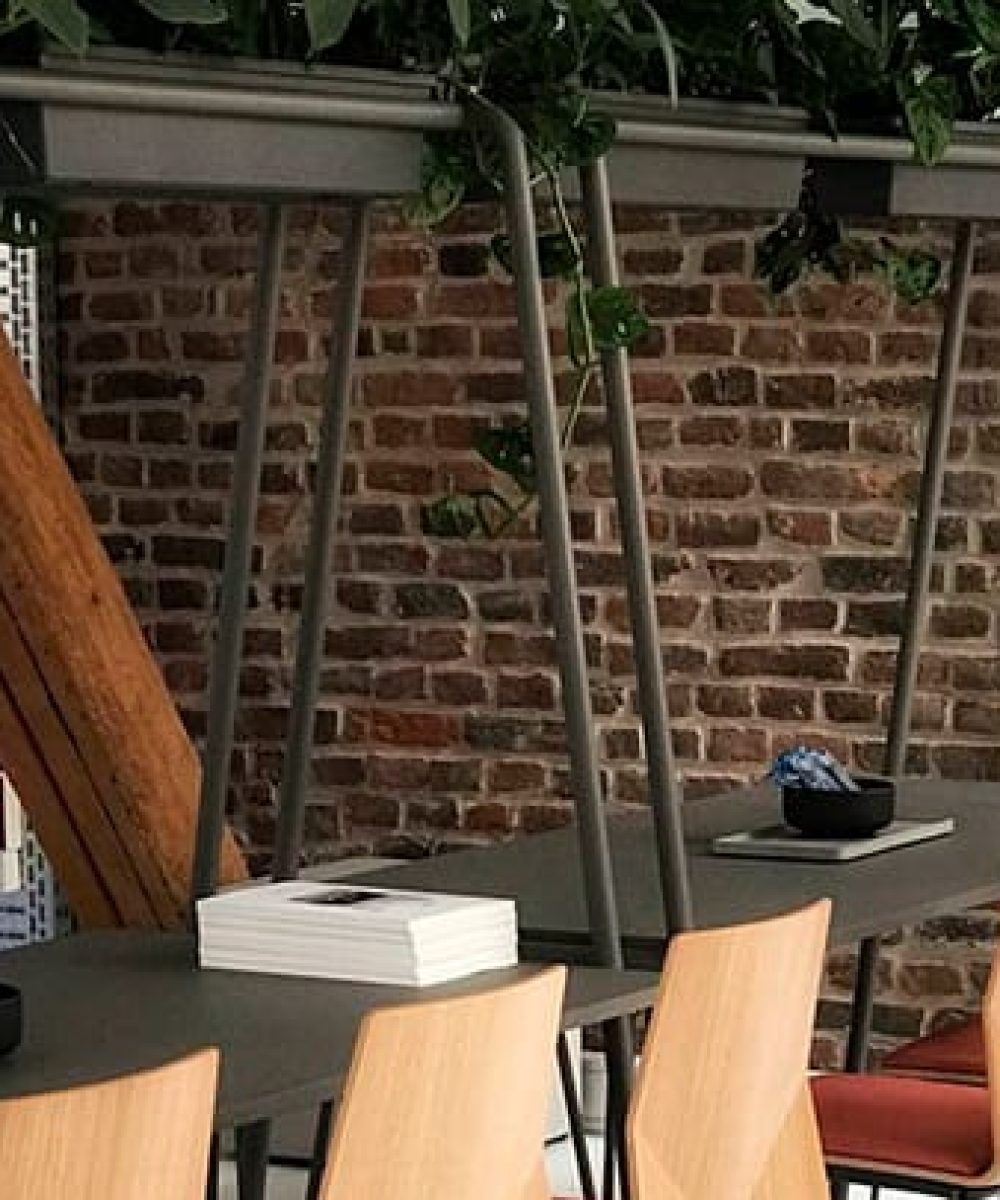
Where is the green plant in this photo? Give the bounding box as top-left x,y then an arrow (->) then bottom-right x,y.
1,0 -> 996,530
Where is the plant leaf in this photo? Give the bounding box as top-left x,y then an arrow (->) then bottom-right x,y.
585,285 -> 650,350
304,0 -> 360,53
421,494 -> 481,538
134,0 -> 228,24
475,422 -> 536,492
17,0 -> 88,52
446,0 -> 470,46
818,0 -> 880,52
879,242 -> 943,304
964,0 -> 1000,52
902,74 -> 957,165
491,231 -> 579,279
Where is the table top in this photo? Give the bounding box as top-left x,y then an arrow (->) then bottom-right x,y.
0,931 -> 658,1127
357,780 -> 1000,964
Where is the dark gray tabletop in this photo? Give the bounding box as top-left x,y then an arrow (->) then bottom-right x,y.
357,780 -> 1000,963
0,931 -> 657,1127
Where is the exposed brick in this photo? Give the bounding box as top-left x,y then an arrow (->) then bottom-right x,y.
779,600 -> 838,632
719,645 -> 849,681
757,686 -> 814,722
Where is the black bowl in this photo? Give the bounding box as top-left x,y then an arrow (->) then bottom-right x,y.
782,776 -> 896,839
0,983 -> 22,1058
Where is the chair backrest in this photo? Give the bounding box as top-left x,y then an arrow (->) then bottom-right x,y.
981,948 -> 1000,1173
0,1048 -> 219,1200
628,900 -> 831,1200
319,966 -> 566,1200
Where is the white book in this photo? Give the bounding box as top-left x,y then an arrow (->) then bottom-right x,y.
0,775 -> 23,853
197,882 -> 518,987
0,850 -> 21,893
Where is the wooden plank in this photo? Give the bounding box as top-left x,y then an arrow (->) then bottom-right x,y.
0,331 -> 247,926
0,595 -> 160,926
0,668 -> 117,927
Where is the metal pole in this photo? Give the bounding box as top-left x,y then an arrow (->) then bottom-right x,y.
476,104 -> 626,979
191,204 -> 286,903
482,104 -> 633,1197
0,70 -> 463,133
558,1033 -> 597,1200
840,222 -> 977,1083
272,202 -> 371,881
885,220 -> 976,777
579,156 -> 693,937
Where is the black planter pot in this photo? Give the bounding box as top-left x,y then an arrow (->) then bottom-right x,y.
782,776 -> 896,840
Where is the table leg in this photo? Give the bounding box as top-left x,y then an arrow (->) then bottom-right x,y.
305,1100 -> 334,1200
206,1134 -> 219,1200
845,936 -> 880,1073
558,1033 -> 596,1200
602,1018 -> 633,1200
235,1119 -> 271,1200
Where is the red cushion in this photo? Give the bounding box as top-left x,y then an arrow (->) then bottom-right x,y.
811,1073 -> 993,1178
881,1018 -> 985,1081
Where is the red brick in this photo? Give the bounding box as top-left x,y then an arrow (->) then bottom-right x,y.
674,322 -> 735,356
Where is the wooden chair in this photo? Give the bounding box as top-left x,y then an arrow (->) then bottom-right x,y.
317,966 -> 566,1200
0,1048 -> 219,1200
627,900 -> 832,1200
811,947 -> 1000,1198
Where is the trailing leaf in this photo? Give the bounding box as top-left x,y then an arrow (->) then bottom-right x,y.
446,0 -> 470,46
475,422 -> 537,492
901,72 -> 958,165
584,285 -> 651,351
16,0 -> 88,53
421,494 -> 481,538
135,0 -> 228,24
878,241 -> 944,304
491,231 -> 579,280
304,0 -> 360,54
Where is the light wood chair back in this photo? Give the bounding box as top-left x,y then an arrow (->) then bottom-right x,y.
980,948 -> 1000,1182
318,966 -> 566,1200
0,1048 -> 219,1200
752,1084 -> 830,1200
628,900 -> 831,1200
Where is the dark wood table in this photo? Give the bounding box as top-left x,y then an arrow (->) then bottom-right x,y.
355,780 -> 1000,965
0,931 -> 657,1124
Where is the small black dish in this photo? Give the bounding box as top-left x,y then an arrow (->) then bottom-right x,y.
0,983 -> 22,1058
782,776 -> 896,839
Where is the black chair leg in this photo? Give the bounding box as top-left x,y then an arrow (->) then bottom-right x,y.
558,1033 -> 597,1200
305,1100 -> 334,1200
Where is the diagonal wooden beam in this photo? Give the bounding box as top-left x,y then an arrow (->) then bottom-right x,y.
0,330 -> 247,928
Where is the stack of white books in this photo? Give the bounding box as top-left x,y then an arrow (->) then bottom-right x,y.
197,880 -> 518,987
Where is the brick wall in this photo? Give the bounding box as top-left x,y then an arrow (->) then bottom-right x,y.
55,200 -> 1000,1059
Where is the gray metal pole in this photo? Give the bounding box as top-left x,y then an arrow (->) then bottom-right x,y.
579,157 -> 693,937
885,220 -> 976,777
191,204 -> 287,903
480,105 -> 625,976
838,222 -> 978,1088
273,201 -> 371,881
0,70 -> 463,133
483,108 -> 634,1200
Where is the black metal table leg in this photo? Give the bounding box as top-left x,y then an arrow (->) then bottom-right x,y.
558,1033 -> 597,1200
235,1119 -> 271,1200
845,936 -> 880,1073
205,1134 -> 219,1200
305,1100 -> 335,1200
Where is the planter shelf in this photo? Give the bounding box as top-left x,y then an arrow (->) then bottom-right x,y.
1,58 -> 1000,215
0,51 -> 460,199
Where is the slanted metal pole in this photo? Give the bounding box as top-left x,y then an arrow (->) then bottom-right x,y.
842,221 -> 977,1081
191,204 -> 287,903
482,102 -> 632,1200
273,202 -> 372,881
580,156 -> 693,937
885,220 -> 976,777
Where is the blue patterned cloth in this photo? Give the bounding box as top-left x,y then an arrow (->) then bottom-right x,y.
770,746 -> 859,792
